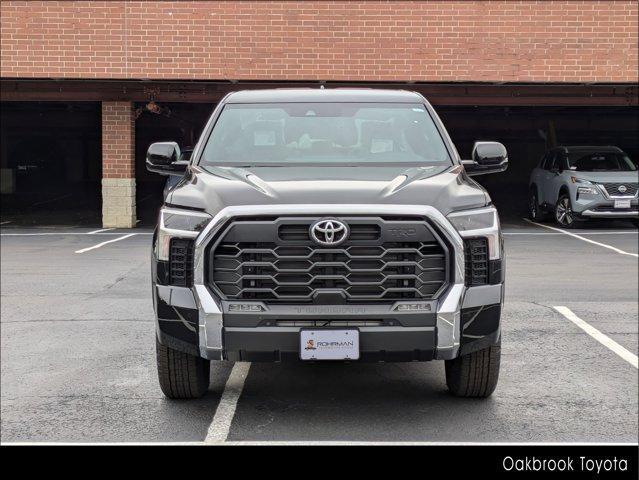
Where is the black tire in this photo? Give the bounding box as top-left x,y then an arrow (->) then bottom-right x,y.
528,188 -> 546,222
445,343 -> 500,398
554,193 -> 578,229
156,338 -> 210,399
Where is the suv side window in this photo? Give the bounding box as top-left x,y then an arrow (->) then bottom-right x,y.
556,153 -> 568,172
546,152 -> 558,171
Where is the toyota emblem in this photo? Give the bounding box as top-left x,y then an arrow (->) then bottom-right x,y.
310,219 -> 349,246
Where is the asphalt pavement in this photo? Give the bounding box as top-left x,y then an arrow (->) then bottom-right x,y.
1,219 -> 637,443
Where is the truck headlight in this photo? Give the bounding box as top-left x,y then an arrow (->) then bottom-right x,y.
447,207 -> 497,232
156,207 -> 211,261
447,206 -> 500,260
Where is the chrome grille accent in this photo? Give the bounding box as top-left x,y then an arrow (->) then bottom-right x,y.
209,216 -> 449,304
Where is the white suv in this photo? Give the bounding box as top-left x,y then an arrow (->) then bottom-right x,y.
528,146 -> 638,228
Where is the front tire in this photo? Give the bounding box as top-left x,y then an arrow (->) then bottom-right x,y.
555,193 -> 578,228
445,343 -> 501,398
156,338 -> 210,399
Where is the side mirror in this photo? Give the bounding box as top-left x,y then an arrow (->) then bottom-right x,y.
462,141 -> 509,176
146,142 -> 188,176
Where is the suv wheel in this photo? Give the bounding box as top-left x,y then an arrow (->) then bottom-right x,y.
555,194 -> 577,228
445,342 -> 501,398
156,338 -> 210,399
528,189 -> 546,221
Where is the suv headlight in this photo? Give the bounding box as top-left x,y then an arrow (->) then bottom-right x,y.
570,176 -> 592,184
576,186 -> 599,195
447,206 -> 500,260
156,207 -> 211,261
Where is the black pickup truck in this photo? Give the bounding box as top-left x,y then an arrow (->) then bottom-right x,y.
146,88 -> 508,399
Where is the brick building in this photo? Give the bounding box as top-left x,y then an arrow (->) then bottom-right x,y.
1,1 -> 638,227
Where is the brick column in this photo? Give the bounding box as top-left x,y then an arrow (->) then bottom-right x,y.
101,101 -> 136,228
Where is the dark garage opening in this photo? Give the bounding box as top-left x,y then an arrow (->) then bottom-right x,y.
438,105 -> 639,221
135,102 -> 214,226
0,102 -> 102,226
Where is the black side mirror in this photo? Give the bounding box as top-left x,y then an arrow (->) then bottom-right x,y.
146,142 -> 188,176
462,141 -> 509,176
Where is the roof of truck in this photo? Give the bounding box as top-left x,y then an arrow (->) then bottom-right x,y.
224,88 -> 425,104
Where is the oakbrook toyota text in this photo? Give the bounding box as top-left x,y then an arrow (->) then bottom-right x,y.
502,456 -> 630,474
147,89 -> 509,399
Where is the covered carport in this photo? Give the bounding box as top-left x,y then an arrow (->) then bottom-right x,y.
1,80 -> 637,227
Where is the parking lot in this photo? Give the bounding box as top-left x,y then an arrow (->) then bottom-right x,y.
1,218 -> 637,444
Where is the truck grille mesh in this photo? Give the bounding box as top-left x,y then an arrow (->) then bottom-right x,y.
211,239 -> 447,303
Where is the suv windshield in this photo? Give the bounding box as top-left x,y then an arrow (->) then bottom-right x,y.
568,151 -> 637,172
200,102 -> 451,166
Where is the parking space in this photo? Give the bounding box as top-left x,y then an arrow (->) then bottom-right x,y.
0,220 -> 637,443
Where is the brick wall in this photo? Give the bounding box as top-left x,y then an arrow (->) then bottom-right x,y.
102,101 -> 134,179
1,1 -> 637,83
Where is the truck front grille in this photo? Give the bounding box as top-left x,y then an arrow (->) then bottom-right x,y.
600,182 -> 638,197
209,217 -> 449,304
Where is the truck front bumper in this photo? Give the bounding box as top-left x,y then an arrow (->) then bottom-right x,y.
156,282 -> 503,362
154,204 -> 504,362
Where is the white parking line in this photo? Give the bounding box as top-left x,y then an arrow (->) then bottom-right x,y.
523,219 -> 638,258
204,362 -> 251,444
87,228 -> 114,234
553,306 -> 638,369
74,233 -> 137,253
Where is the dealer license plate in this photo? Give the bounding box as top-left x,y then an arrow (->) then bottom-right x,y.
300,329 -> 360,360
614,199 -> 631,209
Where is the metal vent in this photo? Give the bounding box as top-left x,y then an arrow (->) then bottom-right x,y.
464,238 -> 488,287
169,238 -> 194,287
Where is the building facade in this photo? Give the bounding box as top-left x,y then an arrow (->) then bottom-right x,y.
1,1 -> 638,227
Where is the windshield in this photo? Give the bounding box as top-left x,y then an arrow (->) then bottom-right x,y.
200,103 -> 451,166
568,151 -> 637,172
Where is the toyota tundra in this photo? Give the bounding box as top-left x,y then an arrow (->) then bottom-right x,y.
147,89 -> 508,399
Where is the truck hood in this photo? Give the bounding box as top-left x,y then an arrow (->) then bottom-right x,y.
167,164 -> 489,217
568,170 -> 639,183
